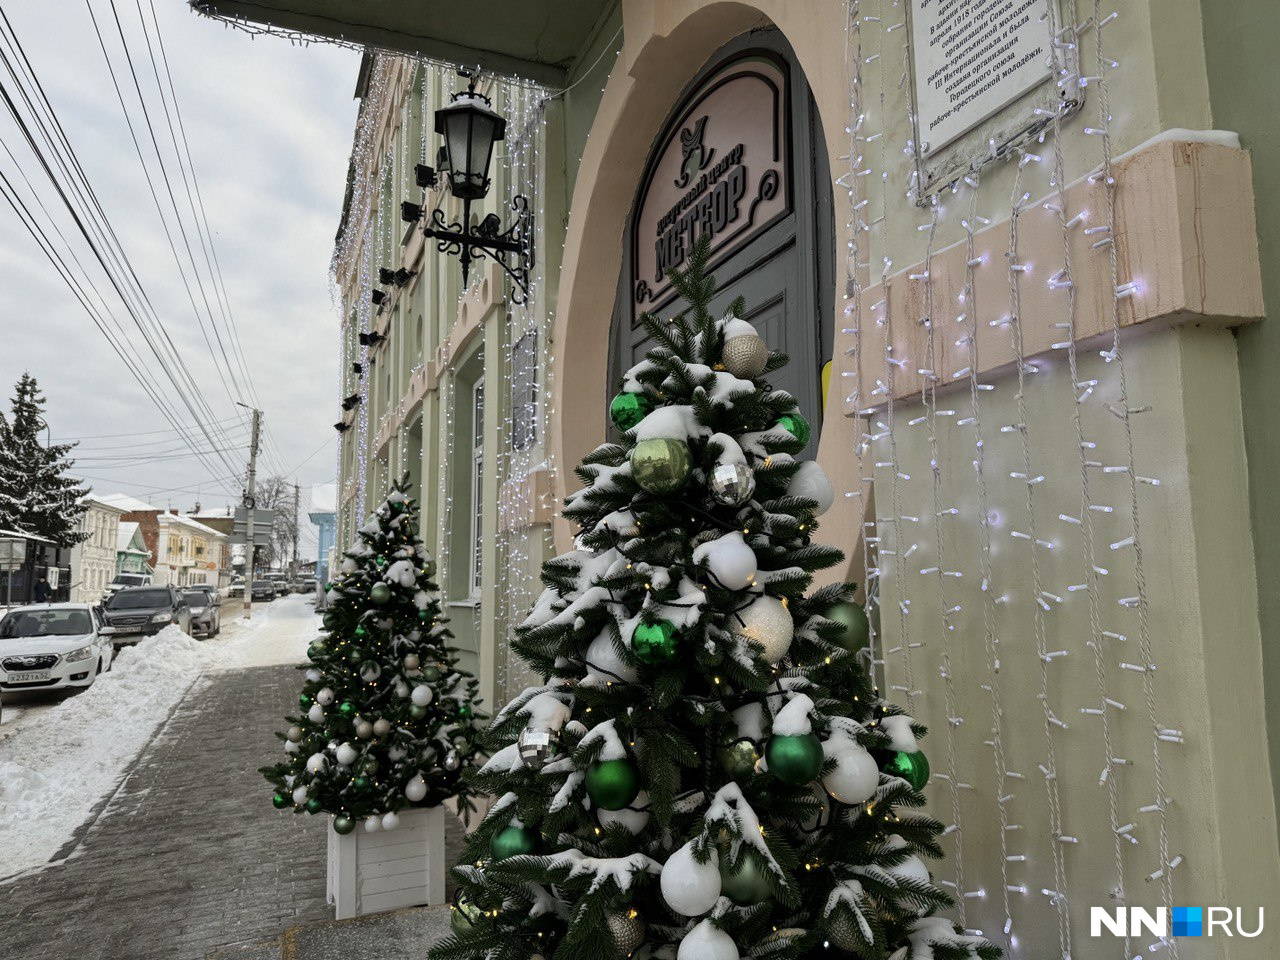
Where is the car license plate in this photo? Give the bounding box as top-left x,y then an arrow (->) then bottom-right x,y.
114,625 -> 143,634
8,671 -> 51,682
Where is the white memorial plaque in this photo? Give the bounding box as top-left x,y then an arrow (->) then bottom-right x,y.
911,0 -> 1053,155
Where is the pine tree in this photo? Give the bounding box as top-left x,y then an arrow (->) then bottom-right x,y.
263,475 -> 485,835
0,372 -> 88,543
430,238 -> 998,960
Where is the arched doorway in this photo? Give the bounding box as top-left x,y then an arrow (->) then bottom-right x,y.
609,29 -> 834,433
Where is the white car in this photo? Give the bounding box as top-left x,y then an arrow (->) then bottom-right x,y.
0,604 -> 115,693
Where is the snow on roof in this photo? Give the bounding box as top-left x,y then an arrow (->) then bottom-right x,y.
158,513 -> 227,538
116,522 -> 143,553
79,493 -> 128,515
189,506 -> 236,519
96,493 -> 158,513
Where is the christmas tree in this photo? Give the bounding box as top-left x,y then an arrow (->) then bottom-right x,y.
0,372 -> 88,544
263,476 -> 484,835
431,238 -> 998,960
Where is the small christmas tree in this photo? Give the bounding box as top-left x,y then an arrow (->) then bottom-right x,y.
430,237 -> 998,960
263,475 -> 484,835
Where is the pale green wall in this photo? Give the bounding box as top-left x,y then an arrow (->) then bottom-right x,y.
1201,0 -> 1280,823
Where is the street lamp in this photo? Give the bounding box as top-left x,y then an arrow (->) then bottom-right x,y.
411,71 -> 534,303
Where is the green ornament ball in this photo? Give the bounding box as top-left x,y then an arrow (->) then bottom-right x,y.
355,626 -> 368,639
422,560 -> 437,578
361,757 -> 380,775
338,701 -> 355,717
632,620 -> 679,664
323,580 -> 334,592
765,733 -> 824,786
586,758 -> 641,811
409,703 -> 428,720
457,703 -> 473,719
718,738 -> 760,780
422,664 -> 442,682
720,853 -> 773,905
332,816 -> 356,835
306,645 -> 324,661
417,609 -> 430,623
376,555 -> 387,566
451,893 -> 486,935
826,599 -> 870,654
299,693 -> 312,709
630,437 -> 692,494
353,776 -> 370,791
271,792 -> 289,810
370,582 -> 392,605
305,798 -> 322,814
885,749 -> 930,791
776,411 -> 811,447
609,391 -> 654,431
491,824 -> 539,861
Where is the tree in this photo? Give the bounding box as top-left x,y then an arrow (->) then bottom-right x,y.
262,475 -> 485,835
0,372 -> 88,544
430,238 -> 998,960
253,474 -> 299,569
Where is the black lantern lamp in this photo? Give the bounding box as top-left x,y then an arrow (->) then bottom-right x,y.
412,70 -> 534,303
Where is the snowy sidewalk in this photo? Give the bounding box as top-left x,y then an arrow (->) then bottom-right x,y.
0,596 -> 332,960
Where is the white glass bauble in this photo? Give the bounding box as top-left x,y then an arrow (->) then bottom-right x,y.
734,595 -> 794,663
316,687 -> 335,706
788,460 -> 835,515
822,739 -> 880,804
405,774 -> 427,802
336,742 -> 358,766
660,841 -> 722,916
677,919 -> 738,960
306,753 -> 327,774
307,704 -> 325,724
411,685 -> 434,706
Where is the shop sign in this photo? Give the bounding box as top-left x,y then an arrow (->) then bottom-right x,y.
632,53 -> 790,313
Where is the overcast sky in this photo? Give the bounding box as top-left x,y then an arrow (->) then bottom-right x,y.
0,1 -> 360,557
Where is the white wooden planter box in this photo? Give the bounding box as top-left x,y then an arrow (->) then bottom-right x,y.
326,805 -> 446,919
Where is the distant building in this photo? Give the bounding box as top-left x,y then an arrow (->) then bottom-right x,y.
99,495 -> 229,589
115,521 -> 151,577
69,494 -> 126,603
308,483 -> 336,587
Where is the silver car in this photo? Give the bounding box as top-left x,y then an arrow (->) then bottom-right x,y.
183,588 -> 222,638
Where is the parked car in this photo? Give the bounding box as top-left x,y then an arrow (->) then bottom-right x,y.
264,573 -> 289,596
100,586 -> 191,643
103,571 -> 153,600
251,580 -> 276,602
183,588 -> 221,638
227,577 -> 245,598
0,603 -> 115,692
290,578 -> 313,594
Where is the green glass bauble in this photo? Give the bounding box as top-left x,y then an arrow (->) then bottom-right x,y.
370,582 -> 392,605
885,750 -> 930,791
776,412 -> 811,447
718,738 -> 760,780
332,816 -> 356,835
491,824 -> 539,861
826,599 -> 870,654
422,664 -> 442,682
417,609 -> 430,622
306,645 -> 323,661
451,893 -> 485,935
720,853 -> 773,905
353,776 -> 370,791
632,620 -> 678,664
271,792 -> 289,809
609,391 -> 654,431
457,703 -> 473,719
630,438 -> 692,494
355,626 -> 368,639
765,733 -> 824,786
586,758 -> 641,811
422,559 -> 437,578
305,797 -> 322,814
323,581 -> 334,592
376,555 -> 387,566
409,703 -> 428,720
299,693 -> 311,708
338,701 -> 355,717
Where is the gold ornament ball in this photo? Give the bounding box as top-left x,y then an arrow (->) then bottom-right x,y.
828,910 -> 865,951
606,909 -> 645,957
722,332 -> 769,379
630,438 -> 692,494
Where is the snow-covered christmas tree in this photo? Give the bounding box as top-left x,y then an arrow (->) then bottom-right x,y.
431,238 -> 998,960
263,476 -> 485,835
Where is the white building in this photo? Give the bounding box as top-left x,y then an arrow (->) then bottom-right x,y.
155,513 -> 227,589
69,494 -> 126,603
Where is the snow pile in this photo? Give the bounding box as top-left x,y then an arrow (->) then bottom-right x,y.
0,626 -> 207,877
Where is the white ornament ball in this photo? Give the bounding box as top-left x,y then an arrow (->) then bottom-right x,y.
822,738 -> 880,804
405,774 -> 428,803
316,687 -> 335,706
374,718 -> 392,737
734,595 -> 794,663
404,653 -> 421,670
586,629 -> 638,683
336,742 -> 359,766
284,741 -> 300,755
363,817 -> 381,833
395,680 -> 410,699
694,530 -> 757,591
388,745 -> 407,761
677,919 -> 739,960
306,753 -> 327,774
411,685 -> 435,706
598,790 -> 651,835
788,460 -> 834,515
381,811 -> 400,831
355,719 -> 375,739
307,703 -> 326,724
885,835 -> 932,885
305,668 -> 322,683
292,786 -> 308,804
660,840 -> 722,917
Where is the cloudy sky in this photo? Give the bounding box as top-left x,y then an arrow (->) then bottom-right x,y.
0,1 -> 360,557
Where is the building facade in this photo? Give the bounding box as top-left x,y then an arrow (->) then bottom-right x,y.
197,1 -> 1280,954
102,495 -> 228,589
69,494 -> 126,603
115,522 -> 150,576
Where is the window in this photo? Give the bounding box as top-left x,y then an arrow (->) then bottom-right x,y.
511,330 -> 538,451
469,375 -> 485,597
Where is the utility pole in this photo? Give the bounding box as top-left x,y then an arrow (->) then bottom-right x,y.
292,482 -> 300,576
241,406 -> 261,620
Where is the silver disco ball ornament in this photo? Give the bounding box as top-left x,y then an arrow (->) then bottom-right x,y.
709,461 -> 755,506
518,728 -> 557,771
722,332 -> 769,379
606,909 -> 645,957
444,750 -> 461,772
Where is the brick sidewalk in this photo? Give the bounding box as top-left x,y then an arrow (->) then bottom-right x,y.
0,665 -> 332,960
